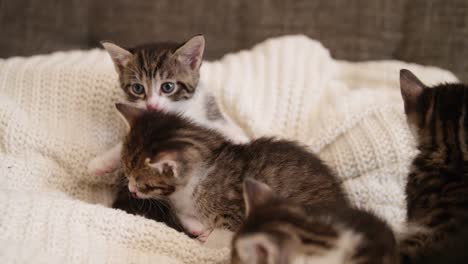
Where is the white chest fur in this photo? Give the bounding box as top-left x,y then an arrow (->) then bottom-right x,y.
168,82 -> 249,143
169,165 -> 210,236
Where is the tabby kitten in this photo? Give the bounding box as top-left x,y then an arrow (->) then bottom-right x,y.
231,178 -> 398,264
88,35 -> 248,176
116,103 -> 348,241
398,69 -> 468,264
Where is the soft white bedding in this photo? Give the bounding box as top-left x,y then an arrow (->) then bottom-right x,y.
0,35 -> 458,263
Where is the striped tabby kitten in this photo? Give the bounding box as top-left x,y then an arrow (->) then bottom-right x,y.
88,35 -> 248,176
116,103 -> 348,241
399,69 -> 468,264
232,178 -> 398,264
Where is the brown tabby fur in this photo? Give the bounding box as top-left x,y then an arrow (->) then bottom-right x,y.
232,179 -> 398,264
399,69 -> 468,264
118,104 -> 348,233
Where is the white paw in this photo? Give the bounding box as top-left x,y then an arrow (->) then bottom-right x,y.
197,229 -> 213,243
87,157 -> 117,176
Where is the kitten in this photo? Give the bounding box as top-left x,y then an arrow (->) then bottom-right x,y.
231,178 -> 398,264
398,69 -> 468,264
116,103 -> 348,241
88,35 -> 248,176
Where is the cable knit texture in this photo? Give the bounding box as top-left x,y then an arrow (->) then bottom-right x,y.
0,35 -> 458,263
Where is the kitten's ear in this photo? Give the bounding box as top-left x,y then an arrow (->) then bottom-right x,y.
400,69 -> 426,114
235,234 -> 290,264
174,35 -> 205,70
101,41 -> 133,70
146,152 -> 179,178
243,178 -> 275,216
115,103 -> 145,129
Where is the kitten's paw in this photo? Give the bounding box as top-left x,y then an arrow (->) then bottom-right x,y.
87,157 -> 117,176
197,229 -> 213,243
203,229 -> 233,248
179,215 -> 207,238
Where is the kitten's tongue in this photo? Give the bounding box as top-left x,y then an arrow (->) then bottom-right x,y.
131,192 -> 139,199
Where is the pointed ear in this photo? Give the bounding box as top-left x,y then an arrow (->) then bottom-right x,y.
145,152 -> 179,178
235,234 -> 290,264
101,41 -> 133,70
243,178 -> 275,216
174,35 -> 205,70
400,69 -> 426,114
115,103 -> 145,129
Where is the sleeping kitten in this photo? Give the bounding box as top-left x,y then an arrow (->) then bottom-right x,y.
88,35 -> 248,176
398,69 -> 468,264
231,178 -> 398,264
116,103 -> 348,241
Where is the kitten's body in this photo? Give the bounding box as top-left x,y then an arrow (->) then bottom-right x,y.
398,70 -> 468,264
232,179 -> 398,264
117,104 -> 348,239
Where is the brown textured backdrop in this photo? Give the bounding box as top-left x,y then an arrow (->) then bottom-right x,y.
0,0 -> 466,80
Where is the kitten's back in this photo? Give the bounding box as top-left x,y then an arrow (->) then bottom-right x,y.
399,69 -> 468,264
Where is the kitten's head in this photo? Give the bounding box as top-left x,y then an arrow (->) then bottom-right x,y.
102,35 -> 205,110
232,178 -> 302,264
116,103 -> 223,199
400,69 -> 468,150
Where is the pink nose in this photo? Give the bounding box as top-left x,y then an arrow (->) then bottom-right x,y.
130,192 -> 139,199
146,104 -> 159,111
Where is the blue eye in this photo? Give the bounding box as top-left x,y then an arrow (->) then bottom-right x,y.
161,82 -> 176,94
131,84 -> 145,95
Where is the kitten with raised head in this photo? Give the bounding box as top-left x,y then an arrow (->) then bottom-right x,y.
116,103 -> 348,241
398,69 -> 468,264
88,35 -> 248,176
231,178 -> 398,264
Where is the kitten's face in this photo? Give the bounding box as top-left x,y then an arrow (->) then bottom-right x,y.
102,35 -> 205,110
115,104 -> 215,199
400,69 -> 468,146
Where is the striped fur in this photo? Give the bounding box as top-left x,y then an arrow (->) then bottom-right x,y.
399,69 -> 468,264
232,179 -> 398,264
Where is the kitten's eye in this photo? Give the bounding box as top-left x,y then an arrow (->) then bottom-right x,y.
131,84 -> 145,95
160,82 -> 176,94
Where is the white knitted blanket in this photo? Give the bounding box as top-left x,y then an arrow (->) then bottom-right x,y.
0,35 -> 457,263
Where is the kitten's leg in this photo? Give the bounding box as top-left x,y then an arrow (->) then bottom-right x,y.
197,229 -> 214,243
204,229 -> 234,248
214,119 -> 249,144
87,143 -> 122,176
